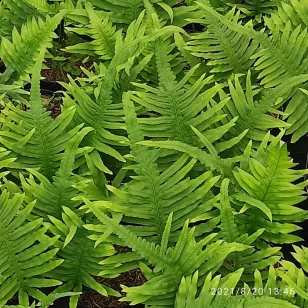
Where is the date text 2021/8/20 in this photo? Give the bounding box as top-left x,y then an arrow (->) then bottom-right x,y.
211,288 -> 295,296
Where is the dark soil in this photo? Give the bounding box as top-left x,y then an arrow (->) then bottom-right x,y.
42,94 -> 63,119
41,57 -> 94,83
79,269 -> 146,308
80,245 -> 146,308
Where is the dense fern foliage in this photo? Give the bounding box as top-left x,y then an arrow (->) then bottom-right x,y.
0,0 -> 308,307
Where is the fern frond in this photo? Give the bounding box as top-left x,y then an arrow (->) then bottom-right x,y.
64,13 -> 185,164
265,0 -> 308,31
132,39 -> 225,144
197,2 -> 308,88
217,179 -> 281,282
20,127 -> 93,218
0,12 -> 65,82
0,52 -> 82,179
175,270 -> 299,307
233,133 -> 308,244
87,0 -> 185,26
47,222 -> 119,308
0,191 -> 62,307
186,6 -> 258,80
83,200 -> 249,305
65,4 -> 117,60
0,0 -> 40,36
102,93 -> 221,241
283,88 -> 308,142
218,72 -> 292,149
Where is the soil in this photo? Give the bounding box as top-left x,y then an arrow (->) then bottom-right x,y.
41,57 -> 94,83
42,94 -> 63,119
79,268 -> 146,308
79,245 -> 146,308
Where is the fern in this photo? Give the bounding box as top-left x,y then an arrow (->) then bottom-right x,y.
103,92 -> 221,241
175,270 -> 299,307
218,179 -> 282,282
84,199 -> 249,306
65,4 -> 117,60
265,0 -> 308,31
20,127 -> 93,218
46,221 -> 119,308
0,191 -> 62,307
0,12 -> 65,83
233,133 -> 308,244
186,6 -> 259,80
63,12 -> 185,164
198,1 -> 308,139
87,0 -> 191,26
1,1 -> 308,306
217,72 -> 298,149
0,52 -> 82,179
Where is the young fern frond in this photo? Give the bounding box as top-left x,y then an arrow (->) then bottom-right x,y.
0,191 -> 62,307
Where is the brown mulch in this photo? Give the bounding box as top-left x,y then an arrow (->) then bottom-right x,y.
44,96 -> 62,119
41,57 -> 94,83
79,268 -> 146,308
41,59 -> 64,82
79,245 -> 146,308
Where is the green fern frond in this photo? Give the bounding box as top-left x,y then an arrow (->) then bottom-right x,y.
64,14 -> 185,163
0,191 -> 62,307
83,199 -> 249,305
103,92 -> 220,241
218,72 -> 292,149
265,0 -> 308,31
197,2 -> 308,89
20,127 -> 93,218
233,133 -> 308,244
186,6 -> 258,80
132,39 -> 225,144
175,270 -> 299,307
217,179 -> 282,282
65,3 -> 117,60
0,52 -> 82,179
283,88 -> 308,142
0,0 -> 40,36
0,12 -> 65,82
87,0 -> 186,26
47,222 -> 119,308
